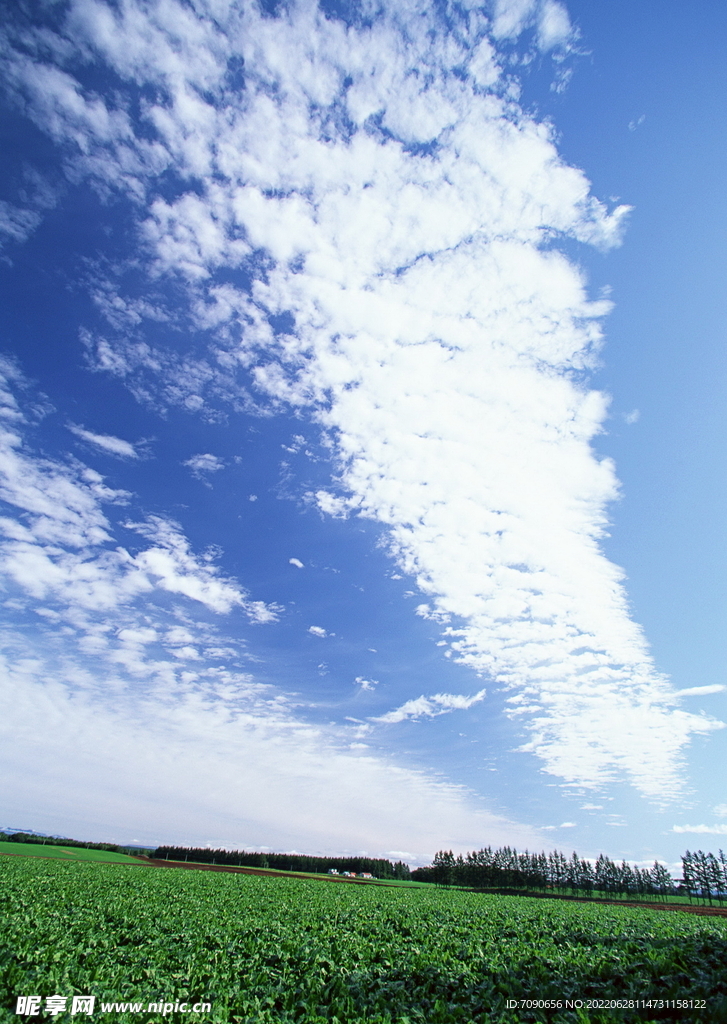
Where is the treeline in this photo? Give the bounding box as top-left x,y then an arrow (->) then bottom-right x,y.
411,847 -> 677,901
154,846 -> 411,879
1,831 -> 124,853
682,850 -> 727,904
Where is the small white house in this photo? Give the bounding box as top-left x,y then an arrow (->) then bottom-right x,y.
328,868 -> 339,875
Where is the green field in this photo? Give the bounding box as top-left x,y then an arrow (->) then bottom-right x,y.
0,841 -> 147,865
2,858 -> 727,1024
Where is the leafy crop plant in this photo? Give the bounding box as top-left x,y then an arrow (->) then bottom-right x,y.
2,859 -> 727,1023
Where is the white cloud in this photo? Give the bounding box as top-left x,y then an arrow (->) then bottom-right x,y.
714,804 -> 727,818
491,0 -> 538,40
289,557 -> 304,568
673,684 -> 726,697
0,201 -> 43,248
672,824 -> 727,836
0,426 -> 127,552
314,491 -> 351,519
355,677 -> 378,692
376,688 -> 486,724
491,0 -> 574,51
0,170 -> 58,250
623,409 -> 640,425
537,1 -> 573,51
68,423 -> 139,459
170,645 -> 200,660
184,453 -> 225,477
0,0 -> 715,804
308,626 -> 328,638
0,368 -> 277,629
126,515 -> 276,619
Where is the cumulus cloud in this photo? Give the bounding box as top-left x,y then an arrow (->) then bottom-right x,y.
491,0 -> 574,51
0,0 -> 716,803
376,689 -> 487,724
537,1 -> 573,50
184,453 -> 225,477
68,423 -> 139,459
308,625 -> 328,638
289,557 -> 304,568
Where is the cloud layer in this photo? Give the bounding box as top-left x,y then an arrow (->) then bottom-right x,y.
0,361 -> 538,856
0,0 -> 720,806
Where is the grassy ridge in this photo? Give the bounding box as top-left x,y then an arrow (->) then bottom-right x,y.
2,858 -> 727,1023
0,841 -> 147,864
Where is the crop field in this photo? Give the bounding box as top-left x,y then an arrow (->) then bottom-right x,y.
2,859 -> 727,1024
0,842 -> 147,865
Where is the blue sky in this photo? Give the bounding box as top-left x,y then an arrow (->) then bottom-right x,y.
0,0 -> 725,869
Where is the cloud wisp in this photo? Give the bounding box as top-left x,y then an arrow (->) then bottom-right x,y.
0,0 -> 720,804
68,423 -> 140,459
376,689 -> 487,724
672,825 -> 727,836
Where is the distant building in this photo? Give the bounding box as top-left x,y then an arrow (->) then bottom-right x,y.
328,868 -> 339,875
359,872 -> 374,879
